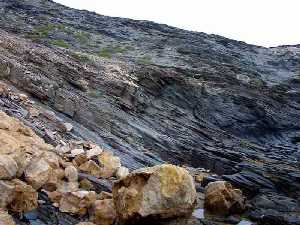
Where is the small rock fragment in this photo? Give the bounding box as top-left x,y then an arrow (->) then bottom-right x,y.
73,154 -> 88,167
65,165 -> 78,182
70,149 -> 85,157
115,166 -> 129,179
98,152 -> 121,178
58,122 -> 73,133
204,181 -> 246,215
92,199 -> 116,225
86,146 -> 103,159
57,181 -> 79,193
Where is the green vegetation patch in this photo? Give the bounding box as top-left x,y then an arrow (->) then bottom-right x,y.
98,45 -> 130,58
50,39 -> 69,48
74,31 -> 90,44
29,23 -> 66,39
137,55 -> 153,65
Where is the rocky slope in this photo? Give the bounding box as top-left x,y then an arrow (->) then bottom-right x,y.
0,0 -> 299,224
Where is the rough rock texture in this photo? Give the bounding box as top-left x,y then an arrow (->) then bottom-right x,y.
91,199 -> 116,225
0,209 -> 15,225
204,181 -> 246,215
59,190 -> 97,215
0,0 -> 299,224
113,164 -> 196,224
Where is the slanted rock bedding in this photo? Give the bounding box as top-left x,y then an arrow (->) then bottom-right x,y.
0,0 -> 299,224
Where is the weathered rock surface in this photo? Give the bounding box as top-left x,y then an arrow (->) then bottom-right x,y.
113,164 -> 196,224
0,0 -> 299,224
91,199 -> 116,225
204,181 -> 246,215
0,155 -> 18,179
0,209 -> 15,225
59,190 -> 97,215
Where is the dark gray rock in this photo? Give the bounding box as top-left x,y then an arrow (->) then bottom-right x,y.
0,0 -> 299,224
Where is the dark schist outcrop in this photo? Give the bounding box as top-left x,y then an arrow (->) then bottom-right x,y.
0,0 -> 299,224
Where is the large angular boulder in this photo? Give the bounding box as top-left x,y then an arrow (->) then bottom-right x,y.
113,164 -> 196,224
204,181 -> 246,215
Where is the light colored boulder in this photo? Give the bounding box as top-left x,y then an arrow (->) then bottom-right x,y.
25,158 -> 52,190
0,155 -> 18,179
58,122 -> 73,133
0,209 -> 15,225
115,166 -> 129,179
98,152 -> 121,178
59,190 -> 96,215
113,164 -> 196,223
65,165 -> 78,182
204,181 -> 246,215
86,146 -> 103,159
92,199 -> 116,225
70,148 -> 85,157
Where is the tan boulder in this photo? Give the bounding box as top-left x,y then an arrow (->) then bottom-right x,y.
25,158 -> 52,190
65,165 -> 78,182
9,179 -> 38,213
204,181 -> 246,215
73,154 -> 88,167
0,155 -> 18,179
59,190 -> 97,215
98,152 -> 121,178
113,164 -> 196,223
92,199 -> 116,225
79,160 -> 102,177
0,209 -> 15,225
0,180 -> 15,208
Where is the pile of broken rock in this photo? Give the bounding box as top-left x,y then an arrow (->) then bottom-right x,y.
0,109 -> 246,225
